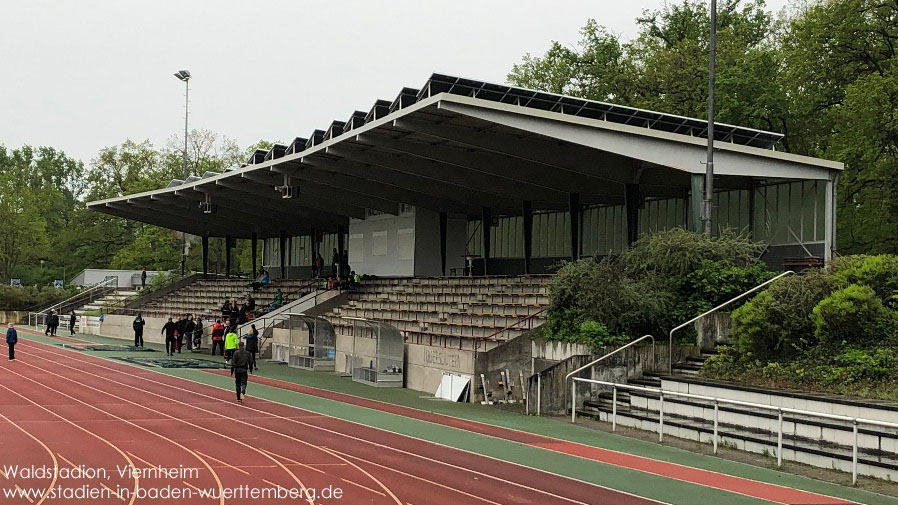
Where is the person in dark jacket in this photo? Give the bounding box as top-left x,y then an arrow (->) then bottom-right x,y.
193,318 -> 204,350
244,324 -> 260,371
230,341 -> 254,402
161,317 -> 177,356
69,311 -> 77,335
184,315 -> 196,351
133,313 -> 145,347
6,323 -> 17,361
45,310 -> 54,336
141,267 -> 147,289
221,300 -> 231,319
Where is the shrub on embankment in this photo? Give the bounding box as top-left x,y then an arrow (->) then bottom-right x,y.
703,255 -> 898,400
543,229 -> 772,349
0,284 -> 77,311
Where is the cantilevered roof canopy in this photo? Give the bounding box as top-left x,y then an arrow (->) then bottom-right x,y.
88,73 -> 842,239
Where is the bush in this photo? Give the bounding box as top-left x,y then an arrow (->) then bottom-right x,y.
621,228 -> 765,279
675,260 -> 774,321
829,255 -> 898,306
732,269 -> 830,361
0,285 -> 78,311
811,284 -> 894,346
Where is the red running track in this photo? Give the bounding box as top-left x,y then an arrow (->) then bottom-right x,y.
207,372 -> 856,505
0,336 -> 663,505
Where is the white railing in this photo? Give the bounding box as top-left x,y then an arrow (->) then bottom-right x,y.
570,378 -> 898,484
667,271 -> 794,373
27,277 -> 120,328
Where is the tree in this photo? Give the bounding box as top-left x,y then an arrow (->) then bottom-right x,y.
0,169 -> 49,283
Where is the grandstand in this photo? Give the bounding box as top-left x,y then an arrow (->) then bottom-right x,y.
84,72 -> 843,397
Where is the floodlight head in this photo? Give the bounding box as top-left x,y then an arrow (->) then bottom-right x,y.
174,70 -> 191,81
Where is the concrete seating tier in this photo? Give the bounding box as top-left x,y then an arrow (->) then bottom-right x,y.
320,275 -> 551,351
136,278 -> 317,317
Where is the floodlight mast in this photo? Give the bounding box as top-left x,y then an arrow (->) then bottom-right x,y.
703,0 -> 717,236
174,70 -> 191,275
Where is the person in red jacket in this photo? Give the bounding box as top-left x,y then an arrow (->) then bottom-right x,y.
210,320 -> 225,356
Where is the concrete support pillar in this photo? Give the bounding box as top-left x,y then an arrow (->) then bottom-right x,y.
522,200 -> 533,274
279,230 -> 287,280
481,207 -> 492,276
225,235 -> 232,279
439,212 -> 448,276
202,236 -> 209,277
625,184 -> 641,246
337,224 -> 346,277
825,174 -> 839,261
690,174 -> 705,233
251,233 -> 257,276
568,192 -> 580,260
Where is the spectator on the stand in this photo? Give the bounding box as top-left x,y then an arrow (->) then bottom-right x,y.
314,253 -> 323,278
238,303 -> 247,324
141,267 -> 147,290
331,248 -> 339,277
274,289 -> 283,307
349,271 -> 360,291
210,320 -> 225,356
246,295 -> 256,313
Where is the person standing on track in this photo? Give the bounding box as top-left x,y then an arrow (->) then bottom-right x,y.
69,311 -> 76,335
224,326 -> 239,364
161,317 -> 177,356
230,341 -> 254,402
133,313 -> 145,347
210,320 -> 225,356
45,310 -> 53,336
184,314 -> 196,351
244,323 -> 260,371
51,312 -> 59,336
6,323 -> 17,361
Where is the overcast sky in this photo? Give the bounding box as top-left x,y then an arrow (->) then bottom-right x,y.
1,0 -> 788,165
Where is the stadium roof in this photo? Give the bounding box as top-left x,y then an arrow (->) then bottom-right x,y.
88,73 -> 843,239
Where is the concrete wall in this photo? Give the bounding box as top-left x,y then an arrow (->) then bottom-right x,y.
530,345 -> 700,415
348,210 -> 416,277
97,314 -> 170,345
473,331 -> 539,402
696,312 -> 733,350
0,311 -> 27,324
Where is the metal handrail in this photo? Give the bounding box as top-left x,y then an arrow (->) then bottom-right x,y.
484,307 -> 547,341
38,276 -> 118,313
570,377 -> 898,484
667,270 -> 794,373
564,334 -> 656,382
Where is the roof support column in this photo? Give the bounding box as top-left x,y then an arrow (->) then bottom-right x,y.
522,200 -> 533,275
311,227 -> 318,278
439,212 -> 448,276
625,184 -> 641,246
569,193 -> 581,261
202,236 -> 209,278
825,174 -> 838,261
337,225 -> 346,278
747,182 -> 756,241
690,174 -> 705,233
251,233 -> 258,278
225,235 -> 232,279
279,231 -> 287,280
481,207 -> 492,276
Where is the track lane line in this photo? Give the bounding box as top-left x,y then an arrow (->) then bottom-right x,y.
11,351 -> 323,505
0,410 -> 59,505
0,382 -> 140,505
19,340 -> 663,505
0,368 -> 222,505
